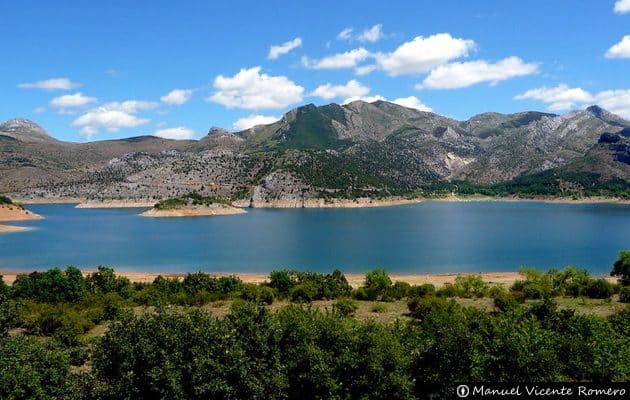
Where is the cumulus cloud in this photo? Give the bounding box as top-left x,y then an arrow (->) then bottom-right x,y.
267,37 -> 302,60
208,66 -> 304,109
153,126 -> 196,140
71,100 -> 158,138
312,79 -> 370,100
606,35 -> 630,59
418,57 -> 539,89
232,114 -> 280,130
514,84 -> 595,111
514,85 -> 630,119
391,96 -> 433,112
50,92 -> 97,110
355,64 -> 377,76
160,89 -> 194,105
343,94 -> 386,104
357,24 -> 384,43
614,0 -> 630,13
595,89 -> 630,119
337,28 -> 354,41
376,33 -> 475,76
301,48 -> 371,69
18,77 -> 81,91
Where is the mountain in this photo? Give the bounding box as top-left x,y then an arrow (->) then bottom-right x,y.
1,101 -> 628,203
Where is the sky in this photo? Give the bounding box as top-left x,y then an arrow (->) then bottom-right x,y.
1,0 -> 629,142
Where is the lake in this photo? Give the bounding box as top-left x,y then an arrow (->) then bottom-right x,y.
0,202 -> 628,275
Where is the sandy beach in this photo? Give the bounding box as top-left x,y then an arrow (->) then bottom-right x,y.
16,195 -> 630,209
140,204 -> 247,217
0,270 -> 528,287
0,204 -> 42,234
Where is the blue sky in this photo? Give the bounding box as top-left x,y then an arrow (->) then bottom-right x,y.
1,0 -> 629,142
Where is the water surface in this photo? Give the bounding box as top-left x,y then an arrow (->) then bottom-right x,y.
0,202 -> 628,275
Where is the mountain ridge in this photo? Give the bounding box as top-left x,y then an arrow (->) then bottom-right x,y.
1,101 -> 628,203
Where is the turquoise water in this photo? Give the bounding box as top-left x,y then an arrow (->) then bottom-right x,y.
0,202 -> 628,275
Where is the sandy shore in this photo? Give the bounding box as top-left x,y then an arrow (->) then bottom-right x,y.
0,270 -> 522,287
0,225 -> 33,233
0,205 -> 43,222
140,204 -> 247,217
76,200 -> 155,209
13,195 -> 630,208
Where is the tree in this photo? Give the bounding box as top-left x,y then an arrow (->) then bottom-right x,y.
86,266 -> 132,298
611,251 -> 630,286
364,268 -> 392,300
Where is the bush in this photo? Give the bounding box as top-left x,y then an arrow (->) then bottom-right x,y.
408,283 -> 435,298
364,268 -> 392,295
492,289 -> 518,312
12,267 -> 88,303
269,270 -> 298,295
611,251 -> 630,286
435,283 -> 459,297
585,279 -> 613,299
86,267 -> 132,298
386,281 -> 411,299
371,302 -> 387,313
620,287 -> 630,303
454,274 -> 489,298
240,283 -> 274,305
407,296 -> 459,320
334,298 -> 358,317
290,282 -> 319,302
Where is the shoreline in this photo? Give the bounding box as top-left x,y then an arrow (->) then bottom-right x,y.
14,195 -> 630,209
0,224 -> 33,233
140,205 -> 247,217
0,270 -> 617,287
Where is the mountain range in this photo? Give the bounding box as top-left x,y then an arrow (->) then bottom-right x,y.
1,100 -> 628,204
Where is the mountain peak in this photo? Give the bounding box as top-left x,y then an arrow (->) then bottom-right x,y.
0,118 -> 55,143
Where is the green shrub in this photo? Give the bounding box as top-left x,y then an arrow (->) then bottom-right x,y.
240,283 -> 274,305
86,267 -> 133,298
364,268 -> 392,296
492,289 -> 518,312
386,281 -> 411,299
435,283 -> 459,297
334,298 -> 358,317
371,302 -> 387,313
408,283 -> 436,298
585,279 -> 613,299
407,296 -> 459,320
454,274 -> 489,298
611,251 -> 630,286
290,282 -> 319,302
620,287 -> 630,303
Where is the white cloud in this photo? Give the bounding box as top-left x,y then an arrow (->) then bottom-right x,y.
50,92 -> 97,110
34,107 -> 46,114
595,89 -> 630,119
208,66 -> 304,109
102,100 -> 159,113
355,64 -> 377,76
357,24 -> 384,43
232,114 -> 280,130
419,57 -> 539,89
312,79 -> 370,100
391,96 -> 433,112
18,77 -> 81,91
337,28 -> 353,41
153,126 -> 196,140
301,48 -> 371,69
614,0 -> 630,13
514,85 -> 630,118
343,94 -> 386,104
71,99 -> 157,138
160,89 -> 194,105
267,37 -> 302,60
376,33 -> 475,76
605,35 -> 630,59
514,84 -> 595,111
